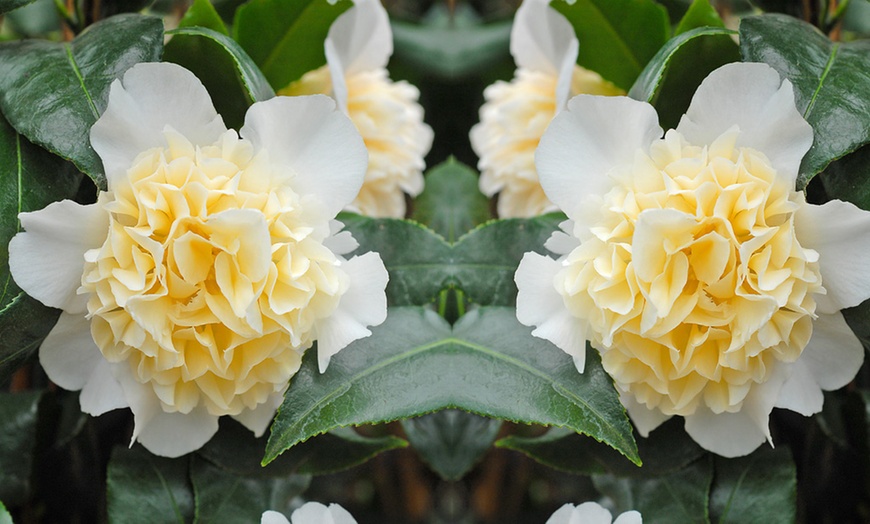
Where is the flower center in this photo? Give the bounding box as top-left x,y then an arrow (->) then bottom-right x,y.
82,129 -> 348,416
556,129 -> 823,416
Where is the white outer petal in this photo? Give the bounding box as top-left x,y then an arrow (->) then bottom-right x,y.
613,511 -> 643,524
90,62 -> 226,188
240,95 -> 367,218
799,312 -> 864,390
39,312 -> 103,391
545,503 -> 580,524
676,62 -> 813,184
261,511 -> 291,524
324,220 -> 360,256
80,360 -> 128,416
9,200 -> 108,313
572,501 -> 614,523
536,95 -> 662,223
135,406 -> 219,458
794,199 -> 870,313
314,252 -> 388,373
291,502 -> 358,524
511,0 -> 579,108
515,252 -> 589,372
620,389 -> 672,437
231,390 -> 284,437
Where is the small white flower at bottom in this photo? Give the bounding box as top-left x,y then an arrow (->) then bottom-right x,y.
261,502 -> 357,524
547,502 -> 642,524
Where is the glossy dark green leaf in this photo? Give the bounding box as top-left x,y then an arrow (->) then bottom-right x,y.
107,445 -> 194,524
199,418 -> 405,477
0,0 -> 36,15
674,0 -> 725,35
164,26 -> 275,130
401,410 -> 501,481
0,14 -> 164,190
740,14 -> 870,188
820,144 -> 870,211
628,26 -> 738,129
594,457 -> 713,524
391,4 -> 512,81
265,307 -> 638,467
233,0 -> 351,90
552,0 -> 670,90
0,391 -> 42,506
411,159 -> 491,242
177,0 -> 229,35
709,447 -> 796,524
342,214 -> 562,307
0,114 -> 81,382
191,457 -> 309,523
497,417 -> 704,477
816,389 -> 868,449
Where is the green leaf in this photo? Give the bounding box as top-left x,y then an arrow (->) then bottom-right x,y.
107,445 -> 194,524
191,457 -> 309,523
740,14 -> 870,188
233,0 -> 351,90
341,214 -> 562,307
0,391 -> 42,506
709,447 -> 796,524
0,14 -> 164,190
820,144 -> 870,211
552,0 -> 670,90
674,0 -> 725,35
401,410 -> 501,481
265,307 -> 638,467
594,457 -> 713,524
0,0 -> 37,15
411,159 -> 492,243
199,418 -> 406,477
164,26 -> 275,131
391,3 -> 512,81
497,417 -> 704,477
0,114 -> 81,382
178,0 -> 229,35
628,26 -> 738,129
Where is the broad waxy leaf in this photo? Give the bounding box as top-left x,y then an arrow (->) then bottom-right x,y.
191,457 -> 309,523
674,0 -> 725,35
552,0 -> 670,90
0,114 -> 81,382
0,391 -> 42,506
709,447 -> 796,524
740,14 -> 870,188
820,144 -> 870,212
0,14 -> 164,190
199,418 -> 406,477
0,0 -> 36,15
342,214 -> 562,307
496,417 -> 704,477
401,410 -> 502,481
233,0 -> 351,90
164,26 -> 275,130
107,445 -> 194,524
411,158 -> 492,242
266,307 -> 638,467
177,0 -> 229,35
594,458 -> 713,524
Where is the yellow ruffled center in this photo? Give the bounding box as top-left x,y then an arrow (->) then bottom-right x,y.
82,129 -> 348,416
556,129 -> 823,416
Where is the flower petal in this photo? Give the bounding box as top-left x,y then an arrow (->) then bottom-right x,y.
291,503 -> 357,524
135,406 -> 220,458
324,220 -> 359,256
314,252 -> 388,373
573,502 -> 614,523
240,95 -> 367,218
613,511 -> 643,524
545,503 -> 578,524
510,0 -> 579,107
261,511 -> 291,524
773,360 -> 823,416
800,312 -> 864,390
80,359 -> 128,416
676,62 -> 813,184
536,95 -> 662,222
90,62 -> 226,188
620,390 -> 672,437
39,312 -> 103,390
515,252 -> 589,371
794,199 -> 870,313
9,200 -> 108,313
231,390 -> 283,437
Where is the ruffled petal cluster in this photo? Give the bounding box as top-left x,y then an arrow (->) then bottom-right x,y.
470,0 -> 622,218
516,62 -> 870,457
9,62 -> 389,457
262,502 -> 357,524
280,0 -> 433,218
547,502 -> 642,524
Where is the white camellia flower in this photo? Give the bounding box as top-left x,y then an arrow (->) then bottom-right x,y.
8,62 -> 389,458
262,502 -> 357,524
515,62 -> 870,457
547,502 -> 642,524
280,0 -> 433,218
469,0 -> 622,218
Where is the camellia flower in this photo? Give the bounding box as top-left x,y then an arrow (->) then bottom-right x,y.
469,0 -> 622,218
262,502 -> 357,524
8,62 -> 389,458
547,502 -> 642,524
280,0 -> 433,218
515,62 -> 870,457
